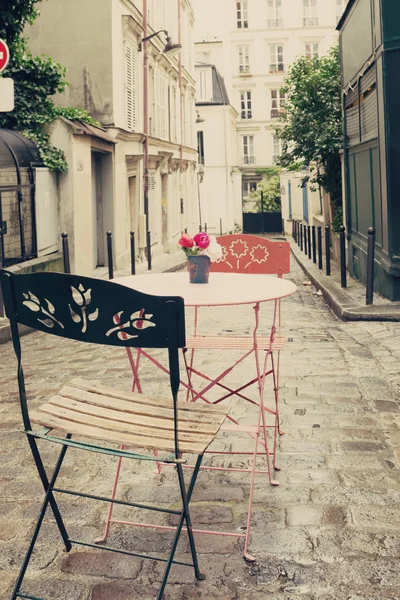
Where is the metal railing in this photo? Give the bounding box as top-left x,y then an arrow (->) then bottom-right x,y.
269,63 -> 285,73
303,17 -> 319,26
267,18 -> 283,27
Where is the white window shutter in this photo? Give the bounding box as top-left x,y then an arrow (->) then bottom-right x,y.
125,42 -> 136,131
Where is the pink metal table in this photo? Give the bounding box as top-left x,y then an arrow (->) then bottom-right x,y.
104,271 -> 296,560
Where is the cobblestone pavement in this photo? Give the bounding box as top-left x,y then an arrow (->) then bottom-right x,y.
1,261 -> 400,600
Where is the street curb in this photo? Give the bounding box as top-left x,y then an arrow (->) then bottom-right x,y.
291,242 -> 400,322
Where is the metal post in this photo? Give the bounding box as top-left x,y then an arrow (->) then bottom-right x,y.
317,226 -> 323,269
297,222 -> 300,246
220,218 -> 223,236
146,230 -> 152,271
292,220 -> 295,241
61,232 -> 71,274
204,223 -> 207,233
261,191 -> 265,235
339,225 -> 347,288
304,224 -> 307,255
307,225 -> 311,259
199,224 -> 202,233
300,224 -> 303,251
130,231 -> 136,275
312,225 -> 316,264
0,226 -> 4,317
325,225 -> 331,276
282,218 -> 285,235
107,231 -> 114,280
184,228 -> 187,234
366,227 -> 376,305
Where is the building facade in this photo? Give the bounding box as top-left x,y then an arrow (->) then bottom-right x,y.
27,0 -> 198,274
338,0 -> 400,300
193,0 -> 342,202
195,64 -> 242,234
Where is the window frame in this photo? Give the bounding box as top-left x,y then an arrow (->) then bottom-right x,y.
238,45 -> 250,73
267,0 -> 283,28
197,131 -> 205,165
240,91 -> 253,120
304,42 -> 319,59
303,0 -> 318,26
269,44 -> 284,72
236,1 -> 249,29
243,135 -> 255,164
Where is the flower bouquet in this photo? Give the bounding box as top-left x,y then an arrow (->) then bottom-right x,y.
178,232 -> 222,283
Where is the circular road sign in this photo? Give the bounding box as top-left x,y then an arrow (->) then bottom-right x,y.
0,39 -> 10,73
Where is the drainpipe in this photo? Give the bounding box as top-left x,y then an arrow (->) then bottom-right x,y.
143,0 -> 151,269
178,0 -> 184,221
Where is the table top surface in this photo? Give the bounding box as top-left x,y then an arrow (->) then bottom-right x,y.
114,272 -> 297,307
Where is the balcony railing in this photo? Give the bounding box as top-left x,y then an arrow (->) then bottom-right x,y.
303,17 -> 319,26
239,65 -> 251,74
241,110 -> 253,119
242,155 -> 255,165
269,63 -> 284,73
267,18 -> 283,27
270,109 -> 279,118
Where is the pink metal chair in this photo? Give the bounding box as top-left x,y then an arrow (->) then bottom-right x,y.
99,235 -> 290,561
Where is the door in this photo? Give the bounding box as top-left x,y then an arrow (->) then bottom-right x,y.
91,152 -> 105,267
161,173 -> 168,251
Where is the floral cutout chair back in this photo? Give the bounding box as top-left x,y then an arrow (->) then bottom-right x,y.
210,234 -> 290,276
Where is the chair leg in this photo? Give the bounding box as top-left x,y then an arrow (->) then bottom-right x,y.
11,439 -> 71,600
157,456 -> 205,600
271,351 -> 284,436
95,445 -> 125,544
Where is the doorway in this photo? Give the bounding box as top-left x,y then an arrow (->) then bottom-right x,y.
161,173 -> 168,251
91,153 -> 105,267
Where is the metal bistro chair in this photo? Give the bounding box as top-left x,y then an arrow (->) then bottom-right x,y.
0,269 -> 229,600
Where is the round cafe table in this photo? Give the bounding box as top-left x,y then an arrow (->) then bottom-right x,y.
113,271 -> 297,306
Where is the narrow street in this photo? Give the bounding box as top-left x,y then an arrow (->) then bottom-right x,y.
1,260 -> 400,600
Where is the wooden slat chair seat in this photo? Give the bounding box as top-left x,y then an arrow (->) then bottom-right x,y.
31,379 -> 228,455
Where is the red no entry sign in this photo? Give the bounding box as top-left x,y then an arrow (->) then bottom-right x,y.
0,39 -> 10,73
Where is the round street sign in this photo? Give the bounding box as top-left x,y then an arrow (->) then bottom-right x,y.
0,39 -> 10,73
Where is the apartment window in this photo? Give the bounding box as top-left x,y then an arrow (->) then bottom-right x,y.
237,1 -> 248,28
240,91 -> 252,119
336,0 -> 344,24
270,89 -> 285,118
239,46 -> 250,73
267,0 -> 282,28
197,132 -> 205,165
242,181 -> 257,203
197,67 -> 212,102
303,0 -> 318,26
155,68 -> 168,140
273,134 -> 282,163
269,44 -> 284,73
125,40 -> 137,131
305,42 -> 319,59
243,135 -> 255,165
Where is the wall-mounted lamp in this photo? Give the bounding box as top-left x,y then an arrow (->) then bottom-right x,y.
138,29 -> 182,57
196,111 -> 205,124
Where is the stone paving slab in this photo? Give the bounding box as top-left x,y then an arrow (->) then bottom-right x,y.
0,261 -> 400,599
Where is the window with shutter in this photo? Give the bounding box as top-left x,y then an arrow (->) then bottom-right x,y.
155,69 -> 168,140
125,41 -> 136,131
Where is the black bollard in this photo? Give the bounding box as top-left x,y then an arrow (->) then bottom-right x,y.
107,231 -> 114,279
366,227 -> 376,305
282,218 -> 285,235
130,231 -> 136,275
339,225 -> 347,288
199,224 -> 202,233
205,223 -> 207,233
0,226 -> 4,317
317,226 -> 323,269
146,230 -> 152,271
325,225 -> 331,276
300,224 -> 303,251
297,221 -> 300,246
304,224 -> 308,255
61,232 -> 71,274
312,225 -> 316,263
307,225 -> 311,259
220,218 -> 223,236
184,228 -> 187,234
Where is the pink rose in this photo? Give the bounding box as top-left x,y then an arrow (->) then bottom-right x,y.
179,234 -> 194,248
194,232 -> 210,249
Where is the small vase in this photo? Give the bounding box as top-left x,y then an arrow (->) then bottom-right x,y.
187,255 -> 210,284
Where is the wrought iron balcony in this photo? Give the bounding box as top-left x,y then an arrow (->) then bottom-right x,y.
269,63 -> 284,73
270,109 -> 279,119
242,155 -> 255,165
267,18 -> 283,27
239,65 -> 251,74
303,17 -> 319,26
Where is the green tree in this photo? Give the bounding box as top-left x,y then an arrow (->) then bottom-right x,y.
276,46 -> 343,230
246,168 -> 282,212
0,1 -> 96,172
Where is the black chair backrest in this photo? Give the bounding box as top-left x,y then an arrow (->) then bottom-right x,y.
0,270 -> 185,349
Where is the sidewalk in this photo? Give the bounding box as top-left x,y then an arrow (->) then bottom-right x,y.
291,239 -> 400,322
